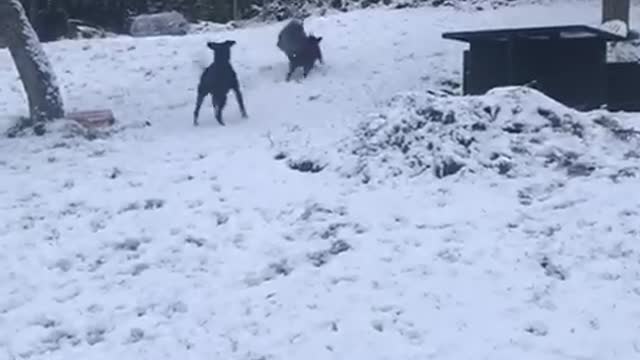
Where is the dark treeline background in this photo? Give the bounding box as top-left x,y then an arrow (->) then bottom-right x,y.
18,0 -> 272,33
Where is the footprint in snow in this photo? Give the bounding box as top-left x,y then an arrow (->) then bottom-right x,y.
118,198 -> 165,213
126,328 -> 145,343
524,321 -> 548,336
113,237 -> 151,252
539,255 -> 568,281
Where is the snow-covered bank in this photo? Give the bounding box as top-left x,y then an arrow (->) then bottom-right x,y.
335,87 -> 640,183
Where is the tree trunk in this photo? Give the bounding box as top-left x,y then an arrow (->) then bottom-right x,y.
602,0 -> 630,27
0,0 -> 65,123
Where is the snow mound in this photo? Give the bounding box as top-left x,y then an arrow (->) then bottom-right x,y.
340,86 -> 640,183
129,11 -> 190,37
608,35 -> 640,62
188,21 -> 237,34
0,115 -> 22,135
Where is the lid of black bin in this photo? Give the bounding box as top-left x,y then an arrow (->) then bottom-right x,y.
442,24 -> 626,42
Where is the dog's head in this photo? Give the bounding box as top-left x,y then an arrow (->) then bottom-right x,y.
207,40 -> 236,62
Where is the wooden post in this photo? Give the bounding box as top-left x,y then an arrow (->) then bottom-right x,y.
28,0 -> 38,22
602,0 -> 630,27
233,0 -> 238,20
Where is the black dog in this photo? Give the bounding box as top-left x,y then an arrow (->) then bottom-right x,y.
277,19 -> 324,81
193,40 -> 248,126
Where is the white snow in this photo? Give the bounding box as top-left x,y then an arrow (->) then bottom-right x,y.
2,0 -> 640,359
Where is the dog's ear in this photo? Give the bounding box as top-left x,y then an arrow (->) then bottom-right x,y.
224,40 -> 236,47
207,42 -> 219,50
315,36 -> 322,43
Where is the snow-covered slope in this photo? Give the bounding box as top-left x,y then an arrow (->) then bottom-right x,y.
2,1 -> 640,360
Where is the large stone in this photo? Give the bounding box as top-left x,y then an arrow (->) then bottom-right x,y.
129,11 -> 189,37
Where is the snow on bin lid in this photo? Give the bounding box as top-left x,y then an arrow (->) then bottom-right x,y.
442,24 -> 627,42
599,19 -> 629,39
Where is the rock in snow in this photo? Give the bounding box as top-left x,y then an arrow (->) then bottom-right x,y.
129,11 -> 190,38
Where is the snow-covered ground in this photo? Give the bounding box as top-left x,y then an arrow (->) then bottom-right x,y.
2,1 -> 640,359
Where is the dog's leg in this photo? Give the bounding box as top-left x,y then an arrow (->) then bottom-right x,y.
213,95 -> 227,126
286,61 -> 296,82
303,63 -> 313,78
193,91 -> 205,126
233,86 -> 248,118
215,107 -> 224,126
